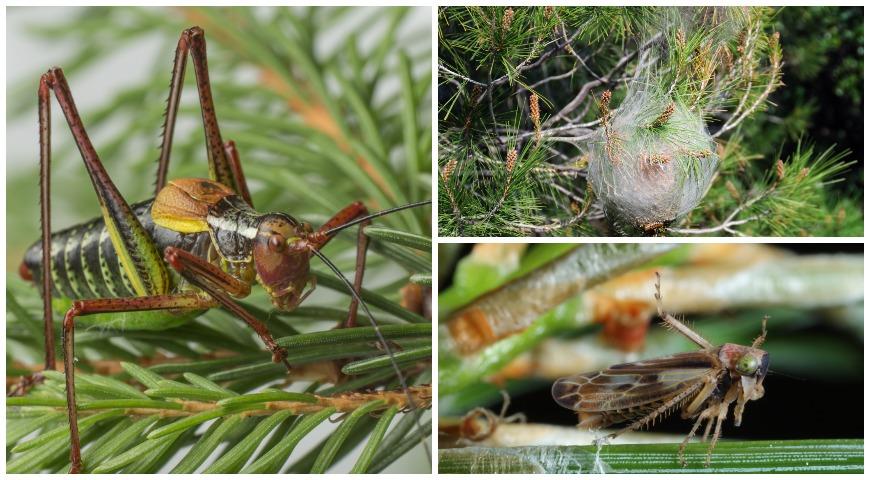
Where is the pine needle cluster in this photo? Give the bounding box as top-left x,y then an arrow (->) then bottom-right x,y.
438,6 -> 862,236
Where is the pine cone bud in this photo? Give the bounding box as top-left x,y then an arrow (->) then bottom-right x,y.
775,159 -> 785,180
442,159 -> 457,182
502,8 -> 514,31
649,102 -> 675,129
530,93 -> 542,143
506,149 -> 517,173
598,90 -> 612,118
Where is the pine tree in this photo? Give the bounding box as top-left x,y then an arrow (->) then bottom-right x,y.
438,6 -> 862,236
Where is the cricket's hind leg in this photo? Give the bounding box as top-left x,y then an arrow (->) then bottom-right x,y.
38,66 -> 175,473
155,26 -> 255,205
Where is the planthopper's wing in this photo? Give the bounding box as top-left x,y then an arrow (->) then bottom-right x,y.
552,351 -> 721,428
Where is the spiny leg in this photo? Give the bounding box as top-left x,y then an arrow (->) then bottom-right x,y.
679,406 -> 716,466
164,247 -> 290,370
654,272 -> 713,349
752,315 -> 769,349
705,402 -> 731,467
606,381 -> 704,441
701,414 -> 715,442
39,67 -> 175,473
38,74 -> 55,372
39,68 -> 170,299
62,293 -> 214,473
155,26 -> 241,196
223,140 -> 253,207
9,69 -> 60,396
310,201 -> 370,329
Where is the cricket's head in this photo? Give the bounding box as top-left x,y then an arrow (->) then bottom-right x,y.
720,342 -> 769,426
252,213 -> 313,310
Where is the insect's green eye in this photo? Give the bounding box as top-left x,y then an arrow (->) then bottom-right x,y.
736,354 -> 759,376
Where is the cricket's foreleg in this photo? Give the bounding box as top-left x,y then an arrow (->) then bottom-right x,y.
311,201 -> 370,329
61,293 -> 213,473
344,213 -> 371,328
163,247 -> 290,371
155,26 -> 239,195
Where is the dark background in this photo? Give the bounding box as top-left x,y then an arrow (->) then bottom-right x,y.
741,6 -> 864,196
440,243 -> 864,439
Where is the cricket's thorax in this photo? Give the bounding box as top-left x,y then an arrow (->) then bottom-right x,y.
152,178 -> 310,302
152,178 -> 262,281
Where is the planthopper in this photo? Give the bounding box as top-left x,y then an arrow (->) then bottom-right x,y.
552,273 -> 769,466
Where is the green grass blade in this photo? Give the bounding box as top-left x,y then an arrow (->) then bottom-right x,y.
438,440 -> 865,474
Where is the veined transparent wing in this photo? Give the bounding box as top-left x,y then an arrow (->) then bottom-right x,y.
552,351 -> 721,418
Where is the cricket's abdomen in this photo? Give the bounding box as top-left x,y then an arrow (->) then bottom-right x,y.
21,199 -> 209,301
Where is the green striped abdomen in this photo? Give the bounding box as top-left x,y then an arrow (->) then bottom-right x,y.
23,199 -> 209,302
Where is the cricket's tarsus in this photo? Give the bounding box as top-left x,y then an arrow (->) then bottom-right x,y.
16,26 -> 430,474
553,271 -> 770,467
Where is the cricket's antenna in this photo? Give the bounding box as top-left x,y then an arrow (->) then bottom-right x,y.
310,248 -> 431,462
323,200 -> 431,236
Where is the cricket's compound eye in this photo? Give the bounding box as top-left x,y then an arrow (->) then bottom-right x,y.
268,233 -> 286,252
736,354 -> 759,376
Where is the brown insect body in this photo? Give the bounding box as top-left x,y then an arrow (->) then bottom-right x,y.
552,273 -> 769,466
151,177 -> 318,310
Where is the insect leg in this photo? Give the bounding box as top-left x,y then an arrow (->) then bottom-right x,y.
37,67 -> 56,372
701,414 -> 715,442
156,26 -> 238,195
223,140 -> 253,207
40,68 -> 171,300
654,272 -> 713,349
606,381 -> 704,440
61,293 -> 214,473
751,315 -> 769,349
679,405 -> 716,466
311,201 -> 370,328
705,403 -> 731,467
164,247 -> 291,371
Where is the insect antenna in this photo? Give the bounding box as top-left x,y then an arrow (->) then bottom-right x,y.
309,248 -> 431,461
322,200 -> 431,236
766,369 -> 805,381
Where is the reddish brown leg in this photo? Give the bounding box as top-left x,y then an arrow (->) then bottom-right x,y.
38,70 -> 55,372
224,140 -> 253,207
310,201 -> 370,328
62,293 -> 214,473
155,26 -> 243,196
17,67 -> 173,397
163,247 -> 290,370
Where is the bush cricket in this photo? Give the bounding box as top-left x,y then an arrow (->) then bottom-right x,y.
13,26 -> 430,473
552,272 -> 769,466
